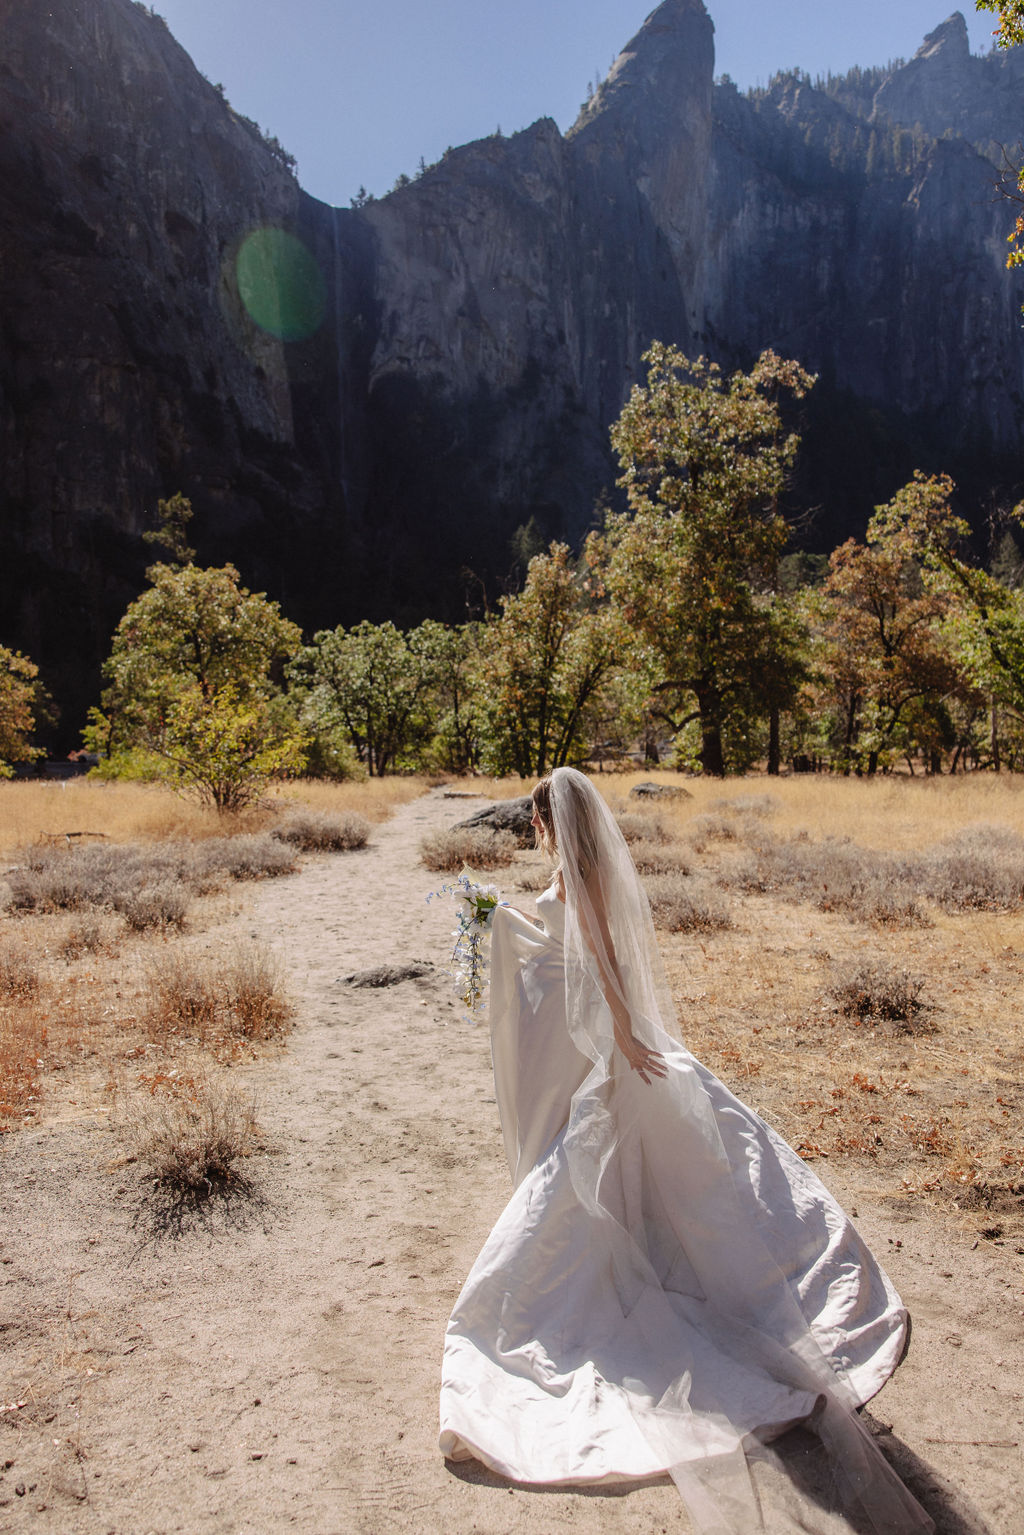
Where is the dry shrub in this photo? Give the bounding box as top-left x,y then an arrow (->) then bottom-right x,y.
921,825 -> 1024,911
686,813 -> 738,851
6,834 -> 296,918
711,793 -> 779,820
615,811 -> 668,845
419,826 -> 518,872
58,918 -> 107,961
645,873 -> 732,933
122,1071 -> 259,1192
223,947 -> 291,1040
713,833 -> 930,928
0,940 -> 39,999
146,944 -> 291,1048
704,816 -> 1024,926
146,950 -> 219,1045
512,865 -> 556,893
827,961 -> 928,1027
861,888 -> 929,928
630,840 -> 692,876
273,808 -> 370,852
199,833 -> 297,882
118,883 -> 190,932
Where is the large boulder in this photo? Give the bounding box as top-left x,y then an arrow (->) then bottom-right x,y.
454,796 -> 535,845
630,781 -> 693,801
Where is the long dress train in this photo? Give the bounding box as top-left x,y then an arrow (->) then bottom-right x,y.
439,887 -> 933,1534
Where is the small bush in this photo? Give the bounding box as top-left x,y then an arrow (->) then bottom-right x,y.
5,834 -> 297,916
117,883 -> 190,932
615,811 -> 668,845
58,919 -> 106,960
512,865 -> 556,893
828,961 -> 927,1026
146,944 -> 291,1046
419,826 -> 518,872
711,794 -> 779,820
861,888 -> 929,928
223,947 -> 291,1040
0,941 -> 39,1000
644,873 -> 732,933
273,809 -> 370,852
146,951 -> 220,1044
687,814 -> 738,851
921,825 -> 1024,912
203,833 -> 297,882
630,840 -> 692,876
124,1073 -> 259,1192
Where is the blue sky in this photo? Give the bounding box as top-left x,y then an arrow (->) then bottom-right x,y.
149,1 -> 998,206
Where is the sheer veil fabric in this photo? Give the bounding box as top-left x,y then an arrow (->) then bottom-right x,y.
440,768 -> 933,1535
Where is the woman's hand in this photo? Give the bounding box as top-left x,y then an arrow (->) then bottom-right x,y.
614,1027 -> 668,1085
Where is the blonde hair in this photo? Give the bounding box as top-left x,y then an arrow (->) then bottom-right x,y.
531,777 -> 556,856
536,770 -> 599,882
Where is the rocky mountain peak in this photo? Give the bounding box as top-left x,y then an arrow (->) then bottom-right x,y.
916,11 -> 971,61
872,7 -> 1023,145
571,0 -> 713,137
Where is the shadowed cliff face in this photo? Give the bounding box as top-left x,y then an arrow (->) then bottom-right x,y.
0,0 -> 354,731
350,0 -> 715,610
1,0 -> 1023,742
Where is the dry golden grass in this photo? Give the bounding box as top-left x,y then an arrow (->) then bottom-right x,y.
270,775 -> 429,823
145,943 -> 292,1052
0,780 -> 246,851
0,774 -> 431,855
0,998 -> 45,1125
601,767 -> 1024,850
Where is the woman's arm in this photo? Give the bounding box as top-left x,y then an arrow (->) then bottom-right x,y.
576,871 -> 667,1085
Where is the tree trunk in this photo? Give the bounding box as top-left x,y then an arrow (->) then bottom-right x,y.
991,700 -> 1001,772
767,706 -> 780,777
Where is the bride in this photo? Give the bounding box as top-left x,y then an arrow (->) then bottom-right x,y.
439,767 -> 934,1534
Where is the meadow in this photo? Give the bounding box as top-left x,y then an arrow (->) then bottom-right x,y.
2,769 -> 1023,1241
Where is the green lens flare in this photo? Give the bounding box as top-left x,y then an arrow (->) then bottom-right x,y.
236,227 -> 326,341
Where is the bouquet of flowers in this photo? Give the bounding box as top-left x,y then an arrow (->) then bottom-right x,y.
428,870 -> 504,1023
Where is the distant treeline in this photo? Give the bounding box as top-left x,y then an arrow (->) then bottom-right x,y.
4,345 -> 1024,804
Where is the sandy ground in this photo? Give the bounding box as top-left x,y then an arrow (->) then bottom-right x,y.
1,789 -> 1022,1535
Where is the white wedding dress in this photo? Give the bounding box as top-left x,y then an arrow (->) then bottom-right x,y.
440,881 -> 931,1533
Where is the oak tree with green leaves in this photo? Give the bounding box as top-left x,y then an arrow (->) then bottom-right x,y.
869,471 -> 1024,765
87,520 -> 306,809
976,0 -> 1024,48
605,344 -> 815,775
808,487 -> 963,774
292,620 -> 445,777
0,646 -> 49,776
476,541 -> 626,777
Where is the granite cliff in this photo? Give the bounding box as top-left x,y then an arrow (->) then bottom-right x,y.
1,0 -> 1022,740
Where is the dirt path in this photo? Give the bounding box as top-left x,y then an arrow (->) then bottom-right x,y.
1,790 -> 1021,1534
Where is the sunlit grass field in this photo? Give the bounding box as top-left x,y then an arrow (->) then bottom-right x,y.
3,767 -> 1023,1243
0,774 -> 432,854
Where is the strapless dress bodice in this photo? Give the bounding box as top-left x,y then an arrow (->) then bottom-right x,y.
534,884 -> 566,941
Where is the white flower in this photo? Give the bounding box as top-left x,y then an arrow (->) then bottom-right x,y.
427,868 -> 507,1023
